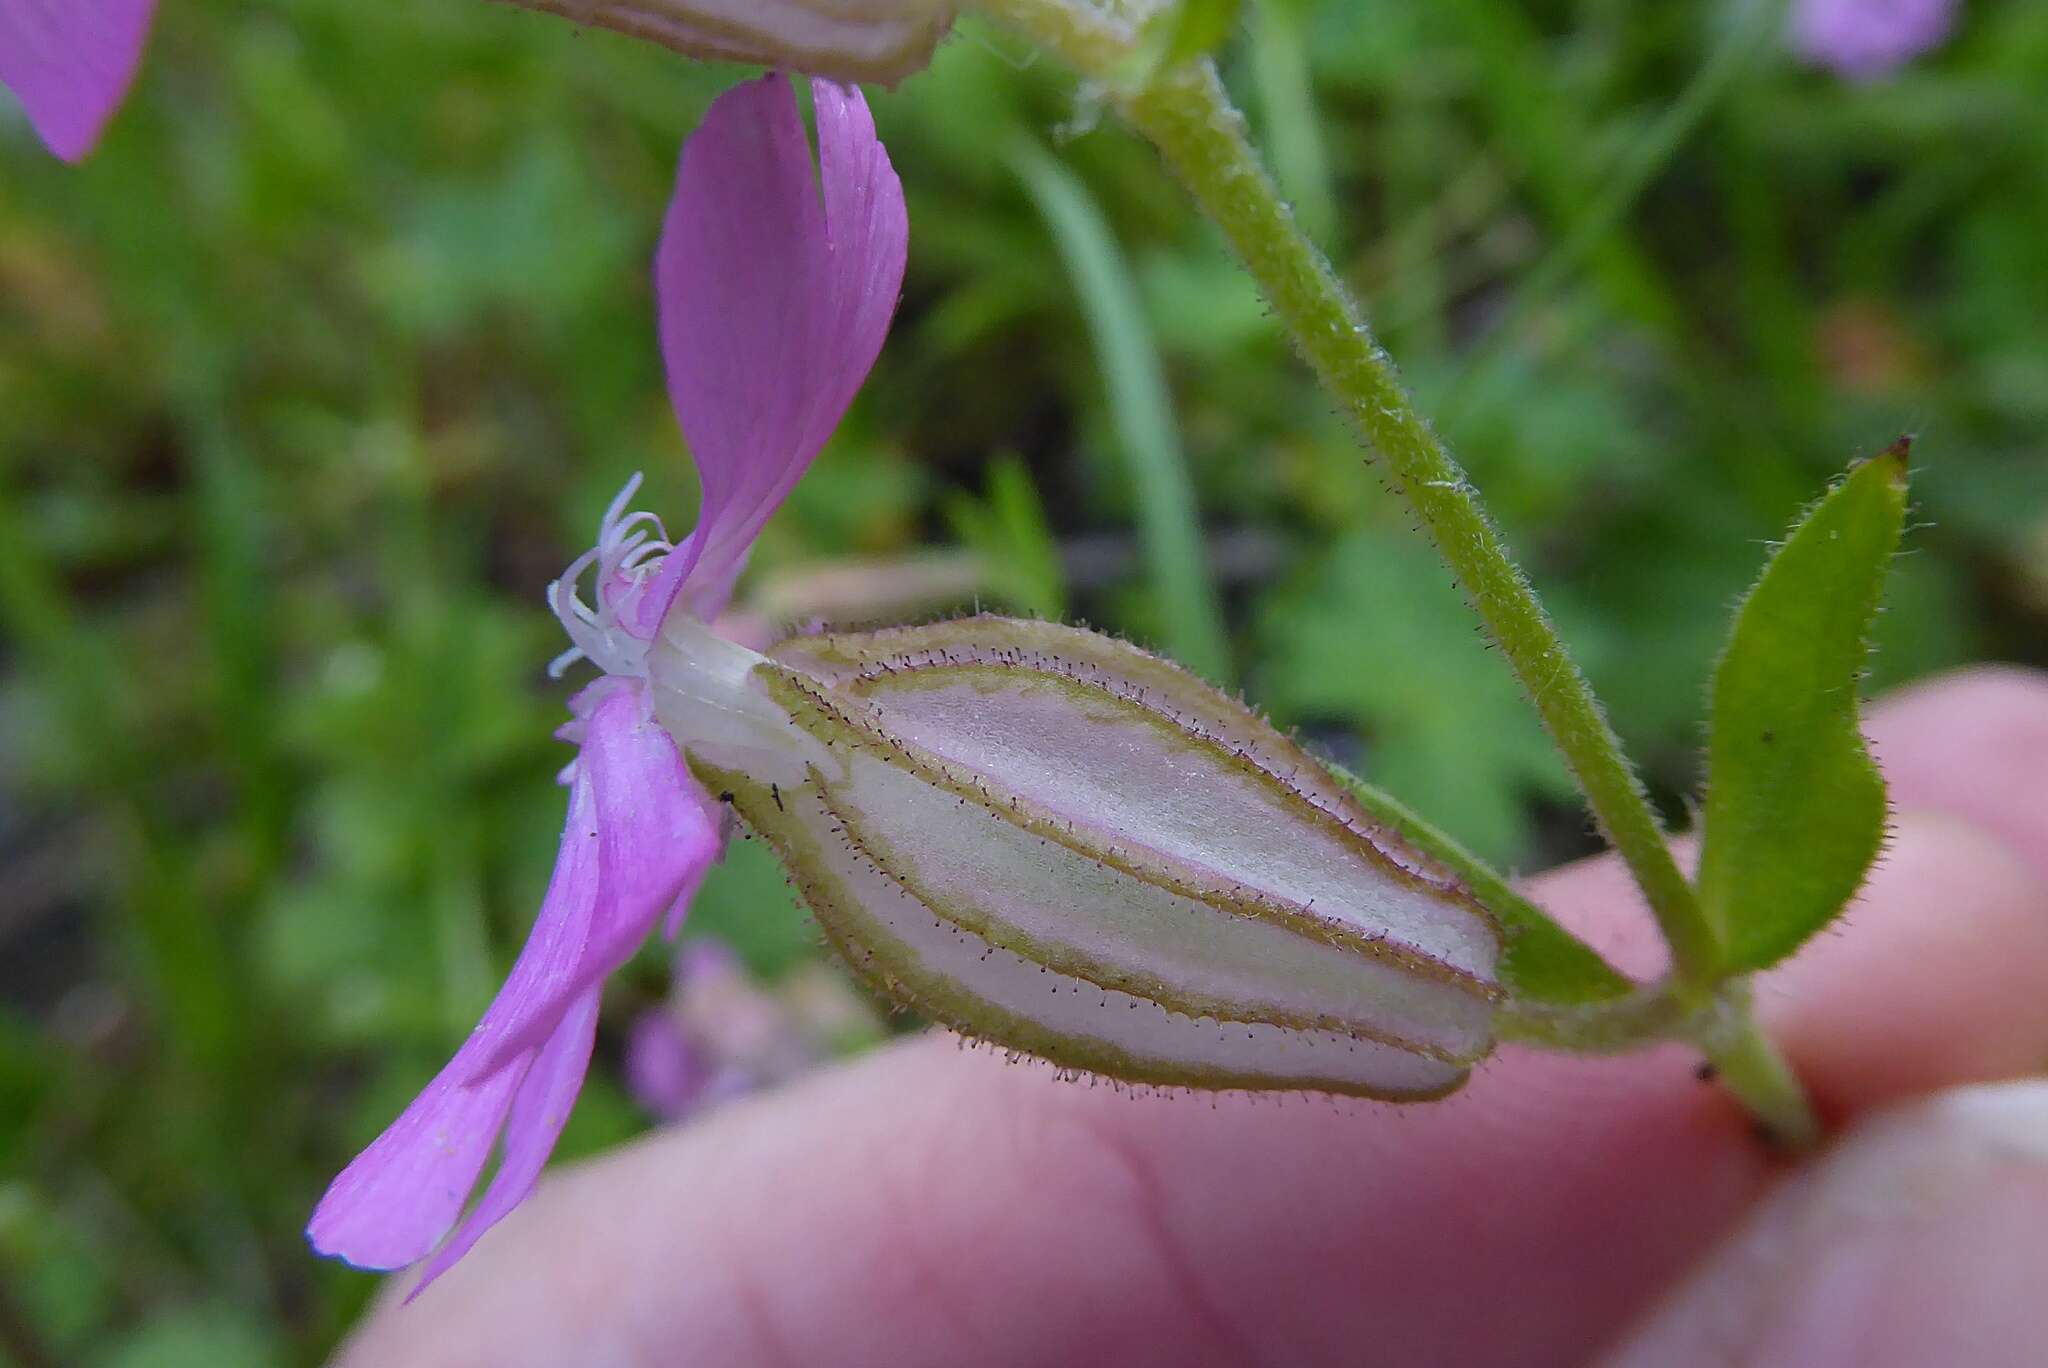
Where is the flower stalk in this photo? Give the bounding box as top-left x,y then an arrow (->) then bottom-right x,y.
967,0 -> 1819,1145
970,0 -> 1713,993
1696,987 -> 1823,1149
1503,983 -> 1818,1148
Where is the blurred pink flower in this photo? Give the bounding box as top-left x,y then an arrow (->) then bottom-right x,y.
625,941 -> 879,1122
0,0 -> 155,160
623,1001 -> 725,1120
306,72 -> 907,1296
1789,0 -> 1959,80
624,943 -> 767,1120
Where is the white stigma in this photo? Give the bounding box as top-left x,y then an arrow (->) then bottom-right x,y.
547,474 -> 674,680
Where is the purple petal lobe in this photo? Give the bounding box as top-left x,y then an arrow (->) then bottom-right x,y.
308,685 -> 714,1272
306,764 -> 601,1270
304,1042 -> 530,1272
407,988 -> 602,1298
581,687 -> 722,968
0,0 -> 154,161
639,72 -> 909,630
477,683 -> 722,1071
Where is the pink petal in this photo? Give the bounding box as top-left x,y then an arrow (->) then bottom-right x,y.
581,688 -> 722,967
660,853 -> 716,941
477,684 -> 722,1071
305,1020 -> 540,1271
638,72 -> 908,631
407,987 -> 602,1298
306,766 -> 603,1270
0,0 -> 154,162
308,686 -> 714,1271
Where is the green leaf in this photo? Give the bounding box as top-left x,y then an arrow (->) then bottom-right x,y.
1697,441 -> 1911,974
1326,762 -> 1635,1007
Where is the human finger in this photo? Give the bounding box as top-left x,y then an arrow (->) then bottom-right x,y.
1602,1080 -> 2048,1368
334,672 -> 2048,1366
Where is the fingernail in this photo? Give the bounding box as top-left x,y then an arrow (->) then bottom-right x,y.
1604,1081 -> 2048,1368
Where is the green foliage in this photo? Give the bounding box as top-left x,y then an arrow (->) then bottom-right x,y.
943,452 -> 1069,619
1248,0 -> 1336,245
1697,444 -> 1911,974
100,1306 -> 280,1368
0,0 -> 2043,1360
1257,530 -> 1574,868
1147,0 -> 1248,67
1011,138 -> 1234,684
685,837 -> 822,980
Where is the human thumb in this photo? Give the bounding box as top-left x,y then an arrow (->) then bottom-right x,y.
1603,1080 -> 2048,1367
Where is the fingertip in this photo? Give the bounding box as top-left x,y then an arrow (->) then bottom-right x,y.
1761,808 -> 2048,1122
1603,1081 -> 2048,1368
1865,665 -> 2048,878
327,670 -> 2048,1366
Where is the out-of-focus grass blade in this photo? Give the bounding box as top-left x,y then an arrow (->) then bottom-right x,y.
1012,140 -> 1233,684
1151,0 -> 1246,66
943,452 -> 1069,620
1251,0 -> 1336,247
1442,0 -> 1781,413
1697,441 -> 1910,974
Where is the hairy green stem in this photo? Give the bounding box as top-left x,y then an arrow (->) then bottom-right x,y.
971,0 -> 1715,978
1496,982 -> 1701,1053
969,0 -> 1822,1146
1694,985 -> 1823,1147
1505,979 -> 1819,1146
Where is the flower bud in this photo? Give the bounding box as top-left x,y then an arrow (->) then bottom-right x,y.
651,616 -> 1502,1100
517,0 -> 954,85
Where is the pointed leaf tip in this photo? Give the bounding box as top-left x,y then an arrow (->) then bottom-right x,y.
1870,434 -> 1912,482
1696,451 -> 1911,975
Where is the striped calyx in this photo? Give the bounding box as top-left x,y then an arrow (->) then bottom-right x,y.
514,0 -> 954,86
651,615 -> 1502,1100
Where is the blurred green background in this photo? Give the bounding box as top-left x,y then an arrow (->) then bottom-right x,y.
2,0 -> 2044,1360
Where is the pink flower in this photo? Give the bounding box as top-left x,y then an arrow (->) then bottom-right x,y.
306,72 -> 907,1295
623,1002 -> 725,1121
0,0 -> 155,161
1789,0 -> 1959,81
623,943 -> 769,1121
625,940 -> 878,1123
